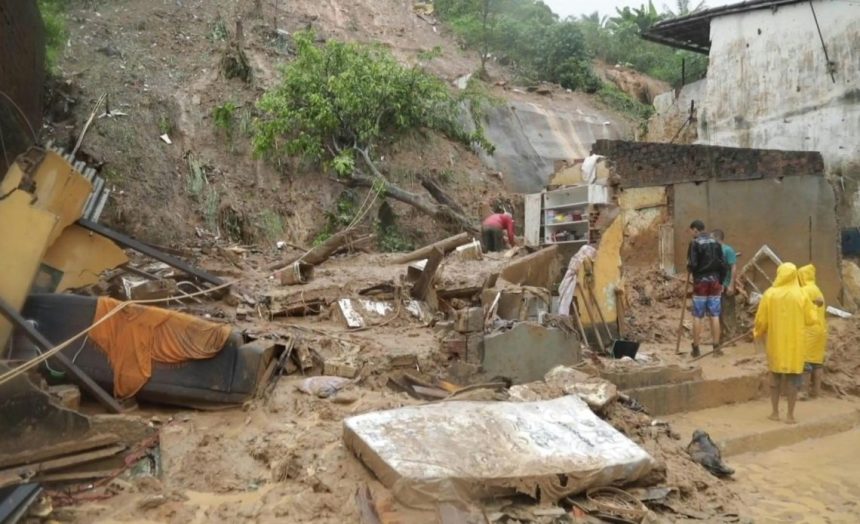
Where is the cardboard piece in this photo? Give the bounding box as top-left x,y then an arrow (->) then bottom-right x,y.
344,395 -> 654,508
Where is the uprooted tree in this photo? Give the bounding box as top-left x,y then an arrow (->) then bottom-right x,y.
253,31 -> 493,233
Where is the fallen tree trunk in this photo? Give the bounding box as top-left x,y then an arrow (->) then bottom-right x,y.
418,173 -> 467,216
341,172 -> 479,234
342,149 -> 479,234
392,232 -> 471,265
267,229 -> 360,271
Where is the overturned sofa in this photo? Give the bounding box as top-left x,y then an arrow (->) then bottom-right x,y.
10,294 -> 275,408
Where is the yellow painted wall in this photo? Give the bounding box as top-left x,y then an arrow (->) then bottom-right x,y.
41,225 -> 129,291
0,191 -> 59,346
2,150 -> 92,244
577,216 -> 622,326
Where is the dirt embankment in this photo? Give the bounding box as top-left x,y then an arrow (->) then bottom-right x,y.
41,0 -> 644,249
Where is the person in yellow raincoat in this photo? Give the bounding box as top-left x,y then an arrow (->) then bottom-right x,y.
798,264 -> 827,399
753,263 -> 817,424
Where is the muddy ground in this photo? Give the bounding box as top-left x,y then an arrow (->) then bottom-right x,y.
35,253 -> 756,523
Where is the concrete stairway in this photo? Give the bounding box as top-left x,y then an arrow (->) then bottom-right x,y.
602,343 -> 860,520
665,396 -> 860,456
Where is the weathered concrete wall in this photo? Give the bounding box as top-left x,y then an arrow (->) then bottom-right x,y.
0,0 -> 44,173
477,101 -> 629,193
673,175 -> 841,302
700,1 -> 860,222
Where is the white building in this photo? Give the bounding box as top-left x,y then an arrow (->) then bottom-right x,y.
645,0 -> 860,222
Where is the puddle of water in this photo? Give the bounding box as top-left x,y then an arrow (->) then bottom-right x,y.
732,428 -> 860,522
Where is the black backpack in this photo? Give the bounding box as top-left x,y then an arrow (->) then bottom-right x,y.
690,237 -> 728,282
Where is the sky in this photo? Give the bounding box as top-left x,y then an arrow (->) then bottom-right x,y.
542,0 -> 734,19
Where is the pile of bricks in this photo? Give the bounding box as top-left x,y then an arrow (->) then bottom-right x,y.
439,307 -> 484,365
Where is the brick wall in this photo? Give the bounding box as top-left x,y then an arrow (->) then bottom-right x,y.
592,140 -> 825,189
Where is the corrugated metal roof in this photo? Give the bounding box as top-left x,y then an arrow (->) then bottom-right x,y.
642,0 -> 809,53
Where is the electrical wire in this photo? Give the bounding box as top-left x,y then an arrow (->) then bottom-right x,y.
0,90 -> 38,143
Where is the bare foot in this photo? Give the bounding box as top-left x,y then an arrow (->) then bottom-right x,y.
785,417 -> 797,425
768,413 -> 780,421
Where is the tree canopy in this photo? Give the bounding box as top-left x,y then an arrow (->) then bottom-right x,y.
254,32 -> 490,176
254,32 -> 489,231
436,0 -> 708,90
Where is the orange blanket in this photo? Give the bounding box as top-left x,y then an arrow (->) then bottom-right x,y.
89,297 -> 233,399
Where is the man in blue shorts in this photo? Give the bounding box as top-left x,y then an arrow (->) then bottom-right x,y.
686,220 -> 726,358
712,229 -> 738,347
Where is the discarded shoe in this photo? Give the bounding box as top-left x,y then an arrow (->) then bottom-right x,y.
687,429 -> 734,477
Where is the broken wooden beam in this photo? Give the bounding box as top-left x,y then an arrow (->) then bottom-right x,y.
0,444 -> 126,488
0,433 -> 120,469
410,247 -> 443,301
0,296 -> 124,414
77,219 -> 224,286
268,229 -> 361,272
392,232 -> 471,265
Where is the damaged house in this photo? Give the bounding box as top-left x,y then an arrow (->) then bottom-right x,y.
643,0 -> 860,224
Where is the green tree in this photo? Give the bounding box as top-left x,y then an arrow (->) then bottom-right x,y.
38,0 -> 68,72
662,0 -> 706,17
254,32 -> 489,230
535,22 -> 600,92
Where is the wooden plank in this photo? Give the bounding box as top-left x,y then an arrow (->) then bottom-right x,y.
35,468 -> 116,483
0,296 -> 124,414
77,219 -> 224,286
392,232 -> 470,265
410,247 -> 443,301
0,433 -> 120,469
659,224 -> 675,274
0,445 -> 126,488
523,192 -> 542,247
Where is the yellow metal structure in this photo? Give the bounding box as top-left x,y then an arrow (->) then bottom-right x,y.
0,150 -> 93,244
41,225 -> 129,292
0,191 -> 59,346
0,147 -> 126,348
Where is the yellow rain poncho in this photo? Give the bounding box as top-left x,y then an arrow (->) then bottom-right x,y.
753,263 -> 817,374
798,264 -> 827,364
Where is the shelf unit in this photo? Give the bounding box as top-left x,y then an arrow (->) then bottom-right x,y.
524,184 -> 610,247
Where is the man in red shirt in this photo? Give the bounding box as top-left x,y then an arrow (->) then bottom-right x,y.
481,207 -> 516,252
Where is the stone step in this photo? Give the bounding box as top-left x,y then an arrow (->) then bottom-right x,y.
665,396 -> 860,457
623,372 -> 768,416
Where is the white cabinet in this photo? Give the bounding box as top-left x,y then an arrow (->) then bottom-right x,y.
523,184 -> 610,247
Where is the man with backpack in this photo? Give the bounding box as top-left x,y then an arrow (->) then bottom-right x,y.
686,220 -> 727,357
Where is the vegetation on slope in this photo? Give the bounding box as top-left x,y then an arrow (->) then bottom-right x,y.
435,0 -> 709,121
254,32 -> 492,231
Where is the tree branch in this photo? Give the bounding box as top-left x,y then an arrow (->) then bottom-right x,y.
338,151 -> 479,234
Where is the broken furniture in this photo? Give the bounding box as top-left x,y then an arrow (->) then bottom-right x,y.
11,294 -> 274,407
343,395 -> 655,508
